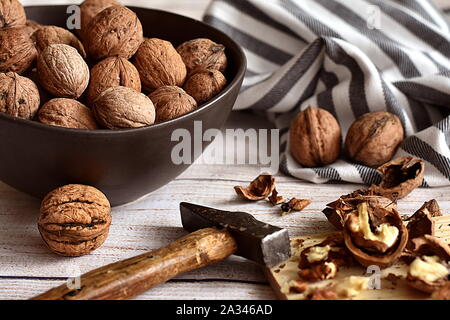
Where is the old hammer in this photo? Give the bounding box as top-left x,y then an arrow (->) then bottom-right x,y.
33,203 -> 291,300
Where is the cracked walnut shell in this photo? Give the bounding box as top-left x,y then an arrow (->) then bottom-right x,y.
38,98 -> 98,130
133,38 -> 187,91
0,71 -> 40,119
87,56 -> 141,105
85,5 -> 143,60
234,174 -> 276,201
38,184 -> 111,257
93,86 -> 155,129
345,111 -> 404,167
37,44 -> 90,99
289,106 -> 341,167
0,27 -> 37,74
148,86 -> 197,123
184,69 -> 227,104
177,38 -> 227,73
33,25 -> 86,58
0,0 -> 26,29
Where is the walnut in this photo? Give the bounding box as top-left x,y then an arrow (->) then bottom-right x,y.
37,44 -> 90,99
133,38 -> 187,91
93,86 -> 155,129
177,38 -> 227,73
268,189 -> 284,205
38,184 -> 112,257
148,86 -> 197,123
0,0 -> 26,29
38,98 -> 98,130
25,19 -> 41,36
370,157 -> 425,200
33,26 -> 86,57
280,198 -> 312,216
79,0 -> 121,40
0,71 -> 40,119
87,56 -> 141,105
406,200 -> 441,239
289,106 -> 342,167
343,201 -> 408,268
234,174 -> 276,201
85,5 -> 143,61
184,69 -> 227,104
0,27 -> 37,74
345,112 -> 404,167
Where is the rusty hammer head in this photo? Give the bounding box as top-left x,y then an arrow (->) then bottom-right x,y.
180,202 -> 291,268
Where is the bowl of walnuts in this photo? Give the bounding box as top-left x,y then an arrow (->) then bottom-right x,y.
0,1 -> 246,206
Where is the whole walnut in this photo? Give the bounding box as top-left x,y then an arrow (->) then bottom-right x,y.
37,44 -> 90,99
38,184 -> 112,257
85,5 -> 143,61
149,86 -> 197,123
0,27 -> 37,74
184,69 -> 226,104
79,0 -> 121,40
133,38 -> 187,91
33,25 -> 86,58
0,0 -> 26,29
177,38 -> 227,73
0,71 -> 40,119
87,56 -> 141,105
93,86 -> 155,129
38,98 -> 98,130
289,106 -> 342,167
24,19 -> 42,36
345,111 -> 404,167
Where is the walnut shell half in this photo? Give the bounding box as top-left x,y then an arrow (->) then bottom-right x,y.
0,27 -> 37,74
38,184 -> 111,257
38,98 -> 98,130
93,86 -> 155,129
33,25 -> 86,58
148,86 -> 197,123
234,174 -> 276,201
177,38 -> 227,74
0,71 -> 40,119
0,0 -> 26,29
184,68 -> 227,104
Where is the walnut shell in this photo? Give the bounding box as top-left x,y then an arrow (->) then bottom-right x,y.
93,86 -> 155,129
0,27 -> 37,74
0,71 -> 40,119
133,38 -> 187,91
184,69 -> 227,104
24,19 -> 41,36
38,184 -> 111,257
85,5 -> 143,61
37,44 -> 90,99
87,56 -> 141,105
234,174 -> 276,201
33,26 -> 86,57
148,86 -> 196,123
289,106 -> 342,167
177,38 -> 227,73
38,98 -> 98,130
0,0 -> 26,29
370,156 -> 425,200
79,0 -> 121,40
345,112 -> 404,167
406,200 -> 441,239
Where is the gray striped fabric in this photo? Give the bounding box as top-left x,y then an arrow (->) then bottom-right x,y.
204,0 -> 450,187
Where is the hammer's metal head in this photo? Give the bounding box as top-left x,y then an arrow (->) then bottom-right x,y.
180,202 -> 291,268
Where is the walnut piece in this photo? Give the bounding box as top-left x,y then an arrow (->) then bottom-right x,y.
431,282 -> 450,300
184,68 -> 227,104
406,200 -> 441,239
37,44 -> 90,99
234,174 -> 276,201
289,106 -> 341,167
93,86 -> 155,129
268,189 -> 284,206
0,71 -> 40,119
0,0 -> 26,29
345,111 -> 404,167
38,184 -> 112,257
177,38 -> 227,73
85,5 -> 143,60
79,0 -> 121,40
133,38 -> 187,91
370,156 -> 425,200
38,98 -> 98,130
280,198 -> 312,216
148,86 -> 197,123
0,27 -> 37,74
33,25 -> 86,57
87,56 -> 141,105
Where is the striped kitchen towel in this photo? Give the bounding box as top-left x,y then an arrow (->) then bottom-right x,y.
204,0 -> 450,187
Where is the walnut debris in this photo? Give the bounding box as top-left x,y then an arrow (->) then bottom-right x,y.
234,174 -> 275,201
280,198 -> 312,216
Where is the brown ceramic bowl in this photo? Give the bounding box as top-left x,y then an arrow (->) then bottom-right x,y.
0,6 -> 246,206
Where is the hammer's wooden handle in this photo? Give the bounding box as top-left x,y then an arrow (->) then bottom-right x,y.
32,228 -> 237,300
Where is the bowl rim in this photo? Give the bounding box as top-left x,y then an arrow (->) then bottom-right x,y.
0,5 -> 247,137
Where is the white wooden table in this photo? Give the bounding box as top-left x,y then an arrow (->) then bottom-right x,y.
1,0 -> 449,300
